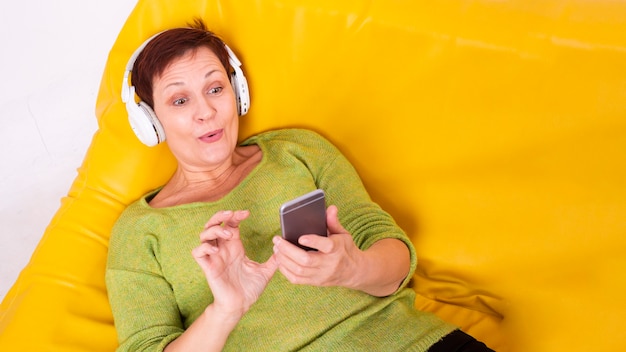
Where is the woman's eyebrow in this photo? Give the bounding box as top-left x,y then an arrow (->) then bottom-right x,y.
204,69 -> 220,79
163,69 -> 222,90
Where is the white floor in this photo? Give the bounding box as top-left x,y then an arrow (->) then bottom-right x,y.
0,1 -> 137,301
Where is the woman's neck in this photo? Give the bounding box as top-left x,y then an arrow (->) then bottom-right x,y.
149,145 -> 262,208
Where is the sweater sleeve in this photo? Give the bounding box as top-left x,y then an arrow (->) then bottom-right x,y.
296,130 -> 419,292
106,204 -> 184,351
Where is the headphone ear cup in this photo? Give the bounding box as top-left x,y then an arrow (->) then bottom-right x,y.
231,70 -> 250,116
139,101 -> 166,143
126,100 -> 166,147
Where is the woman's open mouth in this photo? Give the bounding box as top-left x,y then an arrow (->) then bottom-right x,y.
199,129 -> 224,143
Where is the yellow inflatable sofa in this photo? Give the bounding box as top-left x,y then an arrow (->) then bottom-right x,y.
2,0 -> 625,351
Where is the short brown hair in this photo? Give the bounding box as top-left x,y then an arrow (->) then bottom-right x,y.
131,19 -> 232,108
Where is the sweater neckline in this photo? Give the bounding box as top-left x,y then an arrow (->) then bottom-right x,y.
139,131 -> 274,211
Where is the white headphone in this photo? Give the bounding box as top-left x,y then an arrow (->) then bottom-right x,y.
121,32 -> 250,147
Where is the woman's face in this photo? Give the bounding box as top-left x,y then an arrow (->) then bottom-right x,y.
152,46 -> 239,172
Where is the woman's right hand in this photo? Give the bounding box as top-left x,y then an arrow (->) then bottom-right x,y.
166,210 -> 277,352
192,210 -> 278,320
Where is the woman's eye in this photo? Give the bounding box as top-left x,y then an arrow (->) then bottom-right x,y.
209,87 -> 223,95
173,98 -> 187,105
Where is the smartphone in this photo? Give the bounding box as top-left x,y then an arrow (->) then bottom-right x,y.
280,189 -> 327,251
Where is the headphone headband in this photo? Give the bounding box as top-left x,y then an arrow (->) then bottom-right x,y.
121,32 -> 162,105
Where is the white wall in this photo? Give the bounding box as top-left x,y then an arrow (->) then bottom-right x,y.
0,0 -> 137,300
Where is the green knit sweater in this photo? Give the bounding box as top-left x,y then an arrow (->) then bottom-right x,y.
106,129 -> 455,351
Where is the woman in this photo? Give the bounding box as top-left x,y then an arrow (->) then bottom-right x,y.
106,19 -> 493,351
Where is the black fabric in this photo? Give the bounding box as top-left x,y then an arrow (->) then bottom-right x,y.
428,329 -> 495,352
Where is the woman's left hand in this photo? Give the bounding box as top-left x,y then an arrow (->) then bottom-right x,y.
272,205 -> 364,290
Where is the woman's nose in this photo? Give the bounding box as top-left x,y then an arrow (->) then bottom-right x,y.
196,96 -> 216,121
